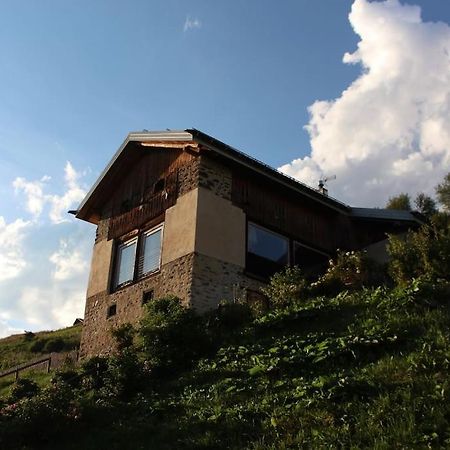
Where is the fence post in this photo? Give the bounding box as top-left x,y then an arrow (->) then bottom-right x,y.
15,369 -> 19,380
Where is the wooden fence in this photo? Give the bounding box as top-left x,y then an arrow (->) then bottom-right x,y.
0,351 -> 78,381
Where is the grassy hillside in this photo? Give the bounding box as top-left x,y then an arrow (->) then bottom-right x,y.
0,325 -> 81,398
0,325 -> 81,370
1,279 -> 449,449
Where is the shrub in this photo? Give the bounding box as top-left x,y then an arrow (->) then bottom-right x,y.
9,378 -> 40,403
311,250 -> 381,295
44,337 -> 65,353
139,296 -> 208,374
262,266 -> 308,307
51,369 -> 82,390
388,225 -> 450,285
29,338 -> 46,353
24,331 -> 35,341
207,301 -> 252,329
80,356 -> 110,391
111,323 -> 135,352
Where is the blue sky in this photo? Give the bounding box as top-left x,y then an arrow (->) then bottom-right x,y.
1,0 -> 450,336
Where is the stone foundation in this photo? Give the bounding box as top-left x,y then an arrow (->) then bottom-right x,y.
79,253 -> 195,358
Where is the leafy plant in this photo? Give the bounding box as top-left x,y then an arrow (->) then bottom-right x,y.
262,266 -> 308,307
139,296 -> 209,374
388,225 -> 450,284
9,378 -> 40,402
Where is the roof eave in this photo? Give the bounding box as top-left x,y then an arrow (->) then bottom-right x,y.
75,130 -> 194,223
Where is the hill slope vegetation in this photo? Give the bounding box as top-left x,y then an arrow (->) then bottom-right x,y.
1,225 -> 449,449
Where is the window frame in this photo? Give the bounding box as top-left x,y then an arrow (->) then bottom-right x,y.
292,240 -> 330,278
112,236 -> 138,290
245,220 -> 330,280
111,223 -> 164,291
137,225 -> 164,278
246,221 -> 290,279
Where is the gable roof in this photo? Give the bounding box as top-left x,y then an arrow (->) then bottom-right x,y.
74,129 -> 422,226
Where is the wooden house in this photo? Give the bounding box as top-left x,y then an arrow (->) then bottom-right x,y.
74,129 -> 421,357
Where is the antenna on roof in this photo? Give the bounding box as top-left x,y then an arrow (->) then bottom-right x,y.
318,175 -> 336,196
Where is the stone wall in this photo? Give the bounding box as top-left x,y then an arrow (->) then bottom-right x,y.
178,159 -> 201,196
79,253 -> 195,358
198,155 -> 232,200
190,253 -> 265,313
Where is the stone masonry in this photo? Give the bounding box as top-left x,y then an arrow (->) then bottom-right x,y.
80,253 -> 194,358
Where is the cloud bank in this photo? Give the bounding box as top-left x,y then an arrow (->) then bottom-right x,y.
0,162 -> 91,337
280,0 -> 450,207
0,217 -> 31,282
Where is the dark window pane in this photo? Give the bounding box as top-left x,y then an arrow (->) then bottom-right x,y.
293,242 -> 329,278
247,223 -> 289,278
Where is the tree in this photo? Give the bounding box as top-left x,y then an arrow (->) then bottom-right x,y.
436,172 -> 450,211
414,192 -> 437,218
386,193 -> 411,210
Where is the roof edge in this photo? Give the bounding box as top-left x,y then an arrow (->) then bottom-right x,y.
75,130 -> 194,221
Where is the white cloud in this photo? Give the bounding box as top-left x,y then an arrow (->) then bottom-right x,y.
280,0 -> 450,207
0,318 -> 21,339
48,162 -> 86,224
0,163 -> 92,338
50,239 -> 88,281
0,216 -> 31,281
17,285 -> 86,330
184,15 -> 201,32
13,161 -> 86,224
12,175 -> 49,219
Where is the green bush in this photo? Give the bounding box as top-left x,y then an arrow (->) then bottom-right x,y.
51,369 -> 82,390
139,296 -> 209,374
311,250 -> 383,295
29,338 -> 46,353
388,225 -> 450,285
207,301 -> 253,330
111,323 -> 135,352
262,266 -> 308,307
44,337 -> 65,353
9,378 -> 40,403
80,356 -> 110,391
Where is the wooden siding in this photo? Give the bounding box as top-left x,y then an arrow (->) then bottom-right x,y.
104,148 -> 195,239
232,171 -> 351,252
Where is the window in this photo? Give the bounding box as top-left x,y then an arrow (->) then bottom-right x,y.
140,228 -> 163,276
114,238 -> 137,287
107,304 -> 117,318
293,241 -> 329,278
112,224 -> 163,290
247,223 -> 289,278
142,290 -> 154,305
246,222 -> 330,280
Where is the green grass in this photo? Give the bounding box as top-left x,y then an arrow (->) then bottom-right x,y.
1,282 -> 450,449
0,371 -> 52,399
0,325 -> 81,371
0,325 -> 81,400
